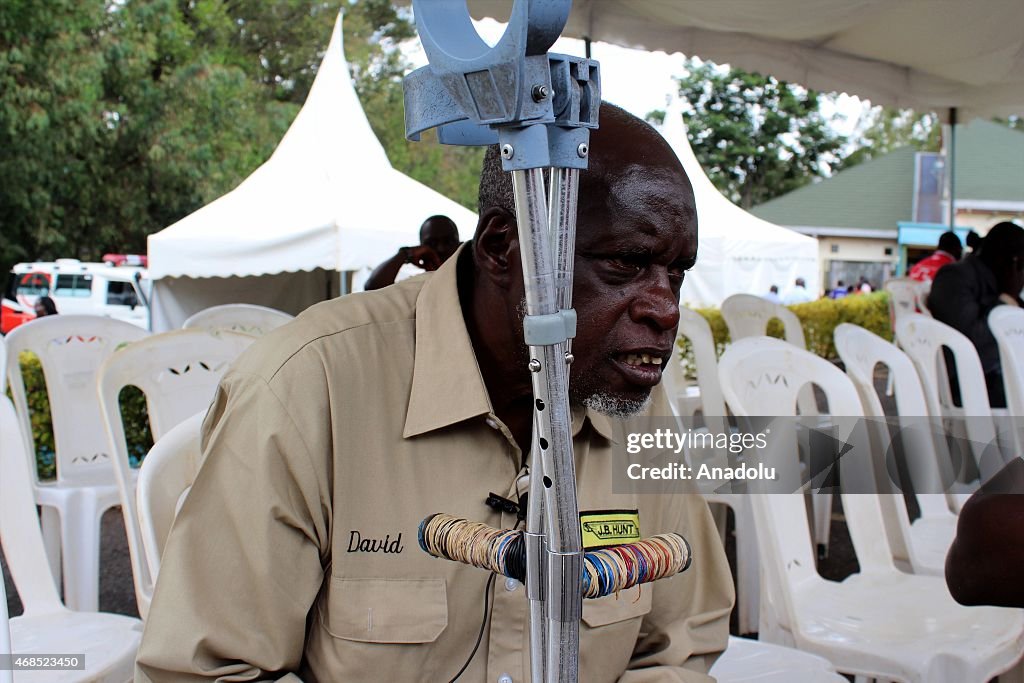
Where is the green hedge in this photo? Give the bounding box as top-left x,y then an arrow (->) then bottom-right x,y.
677,292 -> 892,379
9,351 -> 153,480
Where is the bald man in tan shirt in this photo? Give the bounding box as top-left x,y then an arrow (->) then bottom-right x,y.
136,104 -> 733,682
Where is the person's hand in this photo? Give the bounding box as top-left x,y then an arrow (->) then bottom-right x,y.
404,245 -> 442,271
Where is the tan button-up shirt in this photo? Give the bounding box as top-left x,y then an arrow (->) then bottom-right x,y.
136,252 -> 733,682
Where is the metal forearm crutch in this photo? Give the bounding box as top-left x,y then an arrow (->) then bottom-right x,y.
404,3 -> 690,681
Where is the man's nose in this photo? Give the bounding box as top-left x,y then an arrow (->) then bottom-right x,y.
629,272 -> 680,331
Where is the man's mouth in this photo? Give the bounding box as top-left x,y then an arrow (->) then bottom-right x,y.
620,352 -> 663,367
611,351 -> 669,387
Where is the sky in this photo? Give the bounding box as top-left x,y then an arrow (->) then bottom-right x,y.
402,17 -> 871,140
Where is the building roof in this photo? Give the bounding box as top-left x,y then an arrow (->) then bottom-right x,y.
750,120 -> 1024,232
751,147 -> 916,232
953,119 -> 1024,202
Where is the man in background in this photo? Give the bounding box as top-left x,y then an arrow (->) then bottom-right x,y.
364,215 -> 460,290
783,277 -> 814,304
909,231 -> 962,282
929,221 -> 1024,407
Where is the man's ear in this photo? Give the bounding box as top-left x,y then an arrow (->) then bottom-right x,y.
474,207 -> 519,287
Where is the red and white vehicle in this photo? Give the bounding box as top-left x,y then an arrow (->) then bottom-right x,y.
1,256 -> 151,334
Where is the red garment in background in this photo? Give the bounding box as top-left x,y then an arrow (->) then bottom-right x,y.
909,250 -> 956,282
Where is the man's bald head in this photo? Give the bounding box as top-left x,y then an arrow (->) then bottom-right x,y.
478,103 -> 696,230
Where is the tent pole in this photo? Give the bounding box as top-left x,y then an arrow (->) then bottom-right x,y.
584,36 -> 592,59
948,107 -> 957,231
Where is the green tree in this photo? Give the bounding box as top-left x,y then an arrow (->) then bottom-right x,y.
839,106 -> 940,169
654,59 -> 846,209
344,1 -> 482,210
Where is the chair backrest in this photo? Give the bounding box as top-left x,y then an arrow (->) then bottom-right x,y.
894,314 -> 1002,480
885,278 -> 921,325
988,306 -> 1024,421
676,306 -> 727,417
182,304 -> 293,337
834,324 -> 953,547
718,337 -> 897,576
5,315 -> 148,486
914,280 -> 933,317
721,294 -> 806,348
0,396 -> 64,617
96,329 -> 255,618
136,411 -> 205,595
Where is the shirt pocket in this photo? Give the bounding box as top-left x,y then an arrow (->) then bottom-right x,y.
580,586 -> 654,682
581,585 -> 653,627
324,577 -> 448,643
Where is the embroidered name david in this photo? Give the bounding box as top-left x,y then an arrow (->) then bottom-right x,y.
346,530 -> 405,554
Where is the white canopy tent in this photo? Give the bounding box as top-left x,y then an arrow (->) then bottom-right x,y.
658,100 -> 820,307
147,15 -> 478,331
471,0 -> 1024,122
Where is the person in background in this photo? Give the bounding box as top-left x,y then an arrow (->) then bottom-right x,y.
783,277 -> 814,304
928,221 -> 1024,407
965,230 -> 982,255
764,284 -> 782,304
33,296 -> 58,317
857,275 -> 873,293
909,231 -> 962,282
364,215 -> 461,290
830,280 -> 848,299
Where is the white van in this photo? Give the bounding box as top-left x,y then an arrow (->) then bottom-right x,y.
2,257 -> 151,332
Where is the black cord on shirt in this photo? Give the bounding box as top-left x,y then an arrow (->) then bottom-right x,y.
447,513 -> 525,683
448,572 -> 497,683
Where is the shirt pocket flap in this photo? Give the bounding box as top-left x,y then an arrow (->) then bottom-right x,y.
326,578 -> 448,643
581,585 -> 653,628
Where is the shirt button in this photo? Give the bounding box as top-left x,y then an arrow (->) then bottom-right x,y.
498,675 -> 513,683
504,577 -> 519,592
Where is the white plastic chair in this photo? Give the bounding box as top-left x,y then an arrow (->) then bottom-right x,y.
834,323 -> 956,576
710,637 -> 846,682
182,303 -> 293,337
718,337 -> 1024,682
894,314 -> 1008,489
885,278 -> 922,325
720,294 -> 830,553
912,280 -> 932,317
4,315 -> 148,612
988,306 -> 1024,450
721,294 -> 807,349
665,307 -> 761,634
97,330 -> 256,618
0,395 -> 142,681
135,412 -> 205,594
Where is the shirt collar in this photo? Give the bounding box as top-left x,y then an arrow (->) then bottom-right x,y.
403,245 -> 618,443
404,245 -> 493,437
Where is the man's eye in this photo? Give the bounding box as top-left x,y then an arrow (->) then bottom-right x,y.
607,255 -> 646,272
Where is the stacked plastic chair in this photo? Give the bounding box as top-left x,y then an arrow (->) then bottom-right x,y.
5,315 -> 148,611
718,337 -> 1024,682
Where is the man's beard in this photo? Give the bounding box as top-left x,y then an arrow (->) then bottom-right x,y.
581,391 -> 652,418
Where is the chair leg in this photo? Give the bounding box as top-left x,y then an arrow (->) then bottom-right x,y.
734,501 -> 760,635
39,505 -> 63,592
58,491 -> 103,612
813,493 -> 832,559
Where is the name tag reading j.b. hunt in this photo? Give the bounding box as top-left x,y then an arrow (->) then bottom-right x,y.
579,510 -> 641,550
